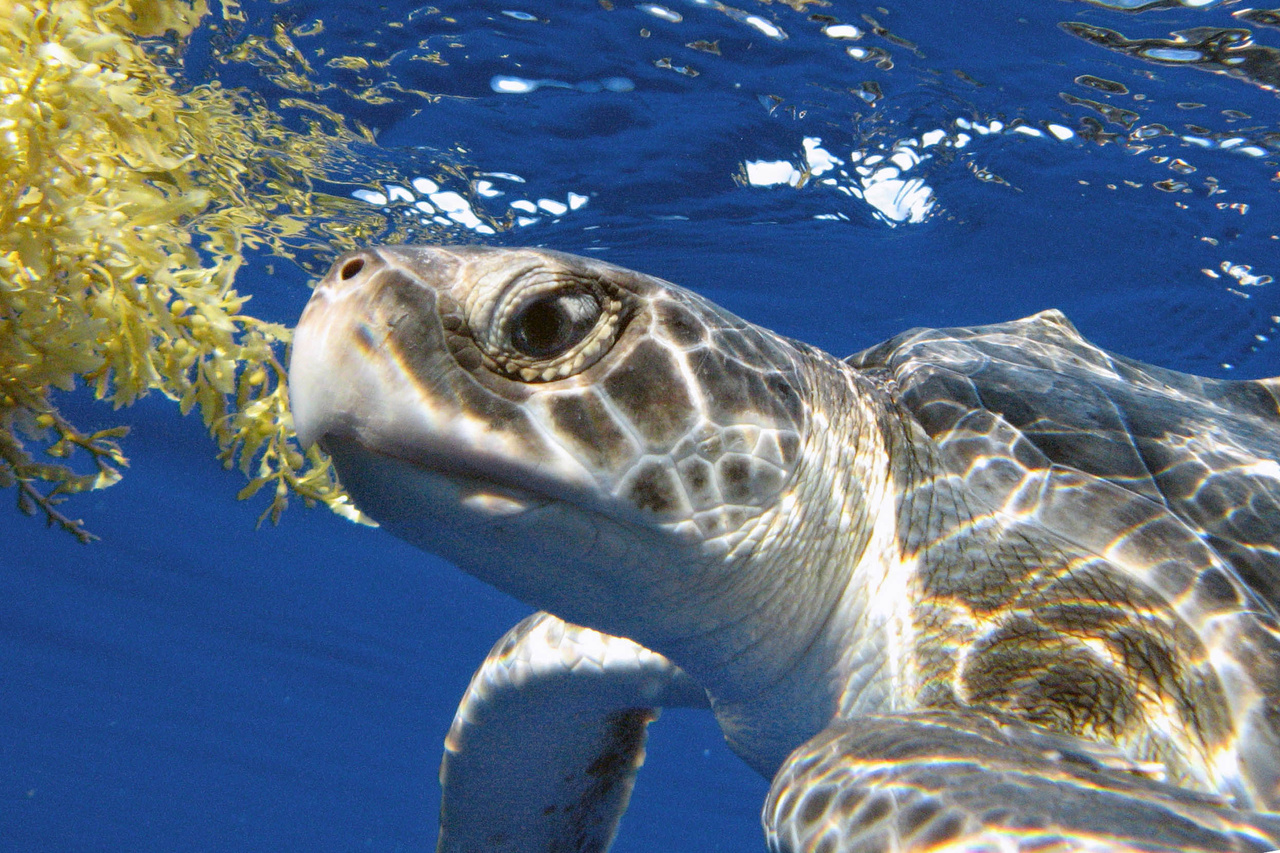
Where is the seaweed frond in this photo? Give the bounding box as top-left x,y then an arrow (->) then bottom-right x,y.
0,0 -> 374,536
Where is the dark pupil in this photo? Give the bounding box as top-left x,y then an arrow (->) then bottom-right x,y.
510,292 -> 599,359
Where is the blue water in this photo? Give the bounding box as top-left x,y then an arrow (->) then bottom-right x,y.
4,1 -> 1279,851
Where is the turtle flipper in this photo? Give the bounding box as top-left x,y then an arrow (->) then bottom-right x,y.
764,711 -> 1280,853
436,612 -> 709,853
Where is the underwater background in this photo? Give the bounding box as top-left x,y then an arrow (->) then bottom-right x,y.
3,0 -> 1279,850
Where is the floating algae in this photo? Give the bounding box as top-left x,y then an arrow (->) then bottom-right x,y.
0,0 -> 410,538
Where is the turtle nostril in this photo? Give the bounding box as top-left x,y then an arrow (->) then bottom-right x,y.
340,257 -> 366,280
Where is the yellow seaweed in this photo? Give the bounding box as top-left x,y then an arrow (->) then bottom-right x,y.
0,0 -> 372,539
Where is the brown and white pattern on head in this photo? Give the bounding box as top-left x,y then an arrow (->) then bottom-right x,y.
294,244 -> 807,543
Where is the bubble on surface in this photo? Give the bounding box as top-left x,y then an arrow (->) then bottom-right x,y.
802,138 -> 842,177
822,24 -> 862,40
491,75 -> 539,94
655,57 -> 699,76
741,15 -> 786,39
691,1 -> 787,39
1076,75 -> 1129,95
745,160 -> 803,187
497,192 -> 591,227
490,75 -> 635,94
862,175 -> 933,224
351,189 -> 387,206
1221,262 -> 1273,287
426,191 -> 490,232
639,4 -> 682,23
1144,47 -> 1205,62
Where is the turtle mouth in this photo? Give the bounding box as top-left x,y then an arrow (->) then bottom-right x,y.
315,429 -> 575,524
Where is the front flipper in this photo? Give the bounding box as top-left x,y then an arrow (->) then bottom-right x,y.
765,711 -> 1280,853
437,612 -> 709,853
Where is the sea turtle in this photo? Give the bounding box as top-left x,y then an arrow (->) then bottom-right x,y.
288,245 -> 1280,852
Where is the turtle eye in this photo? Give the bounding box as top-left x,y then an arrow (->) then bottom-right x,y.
471,270 -> 625,382
509,291 -> 601,359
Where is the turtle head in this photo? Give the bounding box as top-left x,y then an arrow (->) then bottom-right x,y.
290,245 -> 819,644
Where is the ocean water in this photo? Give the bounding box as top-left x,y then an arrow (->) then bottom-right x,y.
4,1 -> 1280,851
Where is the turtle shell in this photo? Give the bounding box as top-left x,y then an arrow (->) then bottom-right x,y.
850,309 -> 1280,810
849,309 -> 1280,610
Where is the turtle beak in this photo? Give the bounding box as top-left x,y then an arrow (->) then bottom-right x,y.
289,249 -> 391,453
288,245 -> 601,509
288,246 -> 468,464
